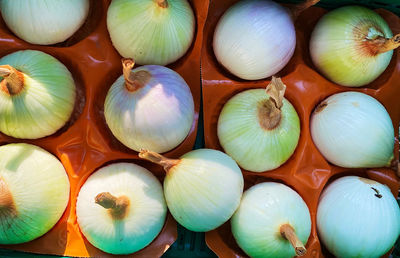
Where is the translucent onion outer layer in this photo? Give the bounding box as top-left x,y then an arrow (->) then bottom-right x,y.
104,65 -> 194,153
218,88 -> 300,172
231,182 -> 311,258
164,149 -> 244,232
213,0 -> 296,80
317,176 -> 400,257
107,0 -> 195,66
0,50 -> 76,139
0,143 -> 70,244
76,163 -> 167,255
310,92 -> 394,168
310,6 -> 394,87
0,0 -> 89,45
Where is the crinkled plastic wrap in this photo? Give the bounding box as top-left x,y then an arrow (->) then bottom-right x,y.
0,0 -> 208,256
201,2 -> 400,257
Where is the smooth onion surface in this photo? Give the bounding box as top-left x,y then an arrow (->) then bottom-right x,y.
107,0 -> 195,65
311,92 -> 394,168
317,176 -> 400,257
232,182 -> 311,258
76,163 -> 167,255
213,0 -> 296,80
0,143 -> 70,244
0,0 -> 89,45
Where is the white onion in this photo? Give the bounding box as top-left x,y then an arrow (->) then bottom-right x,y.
104,58 -> 194,153
139,149 -> 244,232
0,143 -> 70,244
317,176 -> 400,257
310,91 -> 394,168
218,77 -> 300,172
0,0 -> 89,45
231,182 -> 311,257
76,162 -> 167,255
107,0 -> 195,66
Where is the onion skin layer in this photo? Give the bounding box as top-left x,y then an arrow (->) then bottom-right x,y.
310,6 -> 394,87
317,176 -> 400,257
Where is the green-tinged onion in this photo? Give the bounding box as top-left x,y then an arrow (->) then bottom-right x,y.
0,143 -> 70,244
107,0 -> 195,65
0,0 -> 89,45
0,50 -> 76,139
310,6 -> 400,87
104,58 -> 194,153
310,91 -> 394,168
232,182 -> 311,257
139,149 -> 244,232
218,77 -> 300,172
76,163 -> 166,255
317,176 -> 400,257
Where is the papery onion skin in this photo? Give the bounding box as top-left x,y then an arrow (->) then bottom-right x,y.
218,89 -> 300,172
311,92 -> 394,168
163,149 -> 244,232
104,65 -> 194,153
0,50 -> 76,139
310,6 -> 394,87
0,143 -> 70,244
213,0 -> 296,80
107,0 -> 195,66
231,182 -> 311,258
0,0 -> 89,45
76,163 -> 167,255
317,176 -> 400,257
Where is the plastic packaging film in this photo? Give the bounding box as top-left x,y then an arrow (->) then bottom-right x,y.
0,0 -> 209,256
201,1 -> 400,257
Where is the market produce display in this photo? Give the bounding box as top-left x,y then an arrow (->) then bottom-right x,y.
139,148 -> 244,232
107,0 -> 195,65
218,77 -> 300,172
0,143 -> 70,244
0,0 -> 89,45
76,163 -> 167,255
0,50 -> 76,139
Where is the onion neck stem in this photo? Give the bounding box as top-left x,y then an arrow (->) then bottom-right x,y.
95,192 -> 130,220
291,0 -> 320,20
155,0 -> 168,8
280,224 -> 306,256
368,34 -> 400,54
139,150 -> 180,172
122,58 -> 152,92
0,177 -> 17,218
0,65 -> 24,95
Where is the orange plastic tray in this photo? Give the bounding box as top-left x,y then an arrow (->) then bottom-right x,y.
0,0 -> 209,256
201,2 -> 400,257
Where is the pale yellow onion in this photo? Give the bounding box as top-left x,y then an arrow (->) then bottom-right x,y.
76,162 -> 167,255
0,143 -> 70,244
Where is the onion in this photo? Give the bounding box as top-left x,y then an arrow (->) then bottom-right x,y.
0,143 -> 70,244
76,163 -> 166,255
104,58 -> 194,153
310,91 -> 394,168
310,6 -> 400,87
139,149 -> 244,232
218,77 -> 300,172
0,0 -> 89,45
231,182 -> 311,257
317,176 -> 400,257
107,0 -> 195,66
0,50 -> 76,139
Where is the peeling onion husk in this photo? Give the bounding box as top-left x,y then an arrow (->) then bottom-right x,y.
0,0 -> 89,45
139,148 -> 244,232
218,77 -> 300,172
231,182 -> 311,257
76,162 -> 166,254
0,143 -> 70,244
317,176 -> 400,257
0,50 -> 76,139
310,91 -> 394,168
107,0 -> 195,66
